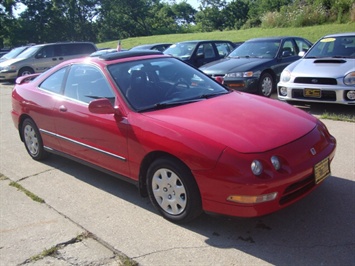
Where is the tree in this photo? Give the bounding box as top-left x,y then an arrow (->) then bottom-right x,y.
223,0 -> 249,30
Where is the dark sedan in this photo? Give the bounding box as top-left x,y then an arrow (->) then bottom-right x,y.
200,37 -> 312,97
164,40 -> 236,68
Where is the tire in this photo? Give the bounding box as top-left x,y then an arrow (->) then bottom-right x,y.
258,72 -> 274,97
18,67 -> 34,77
21,118 -> 49,161
147,157 -> 202,223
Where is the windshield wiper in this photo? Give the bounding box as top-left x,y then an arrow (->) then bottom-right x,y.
198,91 -> 230,99
138,99 -> 203,112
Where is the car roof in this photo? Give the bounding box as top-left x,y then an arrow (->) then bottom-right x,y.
246,36 -> 303,42
322,32 -> 355,38
175,40 -> 233,44
95,50 -> 164,61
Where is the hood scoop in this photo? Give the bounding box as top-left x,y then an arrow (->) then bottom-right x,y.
314,59 -> 346,64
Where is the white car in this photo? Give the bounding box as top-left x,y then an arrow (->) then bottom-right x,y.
277,32 -> 355,105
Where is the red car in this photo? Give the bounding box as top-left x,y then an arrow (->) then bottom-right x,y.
11,51 -> 336,223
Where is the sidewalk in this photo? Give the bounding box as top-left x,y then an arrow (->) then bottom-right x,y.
0,176 -> 125,265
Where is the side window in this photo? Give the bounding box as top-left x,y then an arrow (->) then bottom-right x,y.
202,43 -> 216,59
281,40 -> 296,57
36,46 -> 54,58
295,39 -> 312,54
216,42 -> 233,57
39,67 -> 67,94
64,65 -> 114,104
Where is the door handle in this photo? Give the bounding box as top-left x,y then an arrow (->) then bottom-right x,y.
59,105 -> 67,112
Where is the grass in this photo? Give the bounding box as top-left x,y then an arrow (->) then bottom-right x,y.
320,112 -> 355,122
97,23 -> 355,49
9,181 -> 45,203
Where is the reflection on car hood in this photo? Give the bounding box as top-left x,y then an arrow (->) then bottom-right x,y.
146,92 -> 316,153
200,57 -> 273,74
287,58 -> 355,77
0,58 -> 23,66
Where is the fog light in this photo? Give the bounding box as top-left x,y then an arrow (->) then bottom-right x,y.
251,160 -> 263,176
227,192 -> 278,204
346,90 -> 355,100
271,156 -> 281,170
279,87 -> 287,96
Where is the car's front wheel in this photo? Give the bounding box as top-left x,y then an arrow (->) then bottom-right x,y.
21,118 -> 49,161
147,157 -> 202,223
258,72 -> 274,97
18,67 -> 34,77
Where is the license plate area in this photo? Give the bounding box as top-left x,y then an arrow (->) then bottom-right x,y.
314,157 -> 330,184
304,88 -> 321,98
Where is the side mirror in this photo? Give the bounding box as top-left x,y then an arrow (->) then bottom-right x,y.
88,98 -> 121,116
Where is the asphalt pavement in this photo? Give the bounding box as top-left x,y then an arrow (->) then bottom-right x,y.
1,83 -> 354,266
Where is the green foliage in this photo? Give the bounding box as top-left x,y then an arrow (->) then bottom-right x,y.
98,23 -> 355,50
1,0 -> 354,47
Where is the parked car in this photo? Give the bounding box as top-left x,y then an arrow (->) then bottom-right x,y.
0,48 -> 11,57
163,40 -> 236,68
0,45 -> 33,63
0,42 -> 97,80
130,43 -> 172,52
200,36 -> 312,97
278,32 -> 355,105
11,50 -> 336,223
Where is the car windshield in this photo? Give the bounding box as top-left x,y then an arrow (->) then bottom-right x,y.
163,42 -> 198,59
2,47 -> 28,60
305,35 -> 355,58
16,46 -> 41,59
228,40 -> 280,58
108,57 -> 229,112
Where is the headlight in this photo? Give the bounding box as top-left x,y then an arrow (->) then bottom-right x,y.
271,156 -> 281,170
344,72 -> 355,85
0,65 -> 16,72
225,71 -> 254,78
251,160 -> 263,176
280,69 -> 291,82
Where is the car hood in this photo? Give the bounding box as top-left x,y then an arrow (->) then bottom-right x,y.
145,92 -> 316,153
0,57 -> 23,66
287,57 -> 355,76
200,57 -> 273,74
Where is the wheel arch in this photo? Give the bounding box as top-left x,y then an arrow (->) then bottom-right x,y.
18,114 -> 34,142
138,151 -> 200,198
18,66 -> 35,77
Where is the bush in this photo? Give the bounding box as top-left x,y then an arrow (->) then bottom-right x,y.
261,3 -> 333,28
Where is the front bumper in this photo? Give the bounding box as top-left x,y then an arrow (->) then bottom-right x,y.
0,70 -> 18,80
277,82 -> 355,105
193,122 -> 336,218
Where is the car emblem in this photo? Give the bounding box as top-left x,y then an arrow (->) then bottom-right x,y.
311,79 -> 318,84
310,148 -> 317,155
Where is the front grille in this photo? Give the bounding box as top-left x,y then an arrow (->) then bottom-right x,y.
294,77 -> 337,85
279,175 -> 315,205
292,89 -> 337,101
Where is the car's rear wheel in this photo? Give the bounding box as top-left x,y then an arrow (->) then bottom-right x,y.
21,118 -> 49,161
18,67 -> 34,77
258,72 -> 274,97
147,157 -> 202,223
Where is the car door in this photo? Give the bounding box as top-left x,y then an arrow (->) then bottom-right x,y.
273,38 -> 301,80
32,45 -> 64,73
53,64 -> 130,177
194,42 -> 219,67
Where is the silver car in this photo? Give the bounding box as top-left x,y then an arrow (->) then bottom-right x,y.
277,32 -> 355,105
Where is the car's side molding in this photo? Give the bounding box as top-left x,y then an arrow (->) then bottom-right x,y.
43,146 -> 137,186
40,129 -> 127,161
